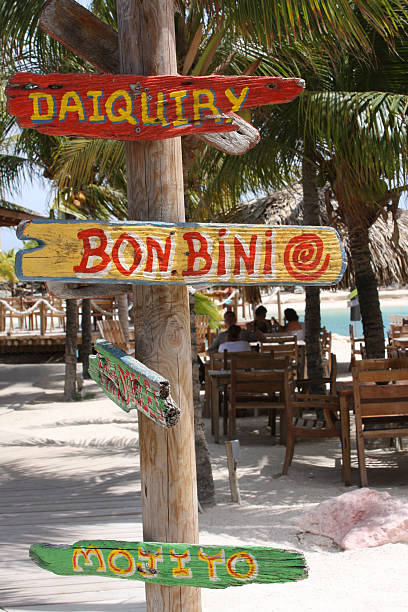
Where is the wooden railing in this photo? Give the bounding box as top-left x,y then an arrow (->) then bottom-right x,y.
0,296 -> 123,335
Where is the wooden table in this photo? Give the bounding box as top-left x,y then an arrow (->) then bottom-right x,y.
336,382 -> 353,486
208,370 -> 353,486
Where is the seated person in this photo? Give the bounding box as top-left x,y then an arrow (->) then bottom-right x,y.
219,325 -> 251,353
247,305 -> 273,333
271,308 -> 304,340
208,310 -> 265,353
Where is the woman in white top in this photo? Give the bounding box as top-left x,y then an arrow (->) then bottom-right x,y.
218,325 -> 251,353
271,308 -> 304,341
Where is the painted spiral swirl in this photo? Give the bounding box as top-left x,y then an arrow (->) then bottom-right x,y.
283,233 -> 330,281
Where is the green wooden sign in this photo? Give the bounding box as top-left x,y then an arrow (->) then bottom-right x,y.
89,339 -> 180,428
30,540 -> 308,589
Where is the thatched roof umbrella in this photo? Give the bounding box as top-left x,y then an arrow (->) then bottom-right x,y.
219,183 -> 408,289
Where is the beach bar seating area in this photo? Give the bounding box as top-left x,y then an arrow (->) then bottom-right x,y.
2,283 -> 407,488
0,294 -> 124,352
387,319 -> 408,358
201,297 -> 408,488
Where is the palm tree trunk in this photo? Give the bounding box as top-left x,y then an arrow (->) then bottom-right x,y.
64,299 -> 78,400
302,151 -> 325,385
348,226 -> 384,358
81,298 -> 92,379
189,294 -> 215,506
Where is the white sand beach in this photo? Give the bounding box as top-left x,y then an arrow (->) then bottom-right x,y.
0,291 -> 408,611
265,286 -> 408,312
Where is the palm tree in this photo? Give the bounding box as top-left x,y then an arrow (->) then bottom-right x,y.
0,249 -> 17,293
43,2 -> 408,378
195,24 -> 408,362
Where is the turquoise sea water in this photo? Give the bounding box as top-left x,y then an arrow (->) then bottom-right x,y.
266,303 -> 408,337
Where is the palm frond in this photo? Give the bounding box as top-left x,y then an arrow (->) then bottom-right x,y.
90,0 -> 117,29
51,183 -> 128,221
196,1 -> 408,52
52,139 -> 126,192
182,23 -> 204,74
192,21 -> 226,75
0,153 -> 32,196
302,90 -> 408,190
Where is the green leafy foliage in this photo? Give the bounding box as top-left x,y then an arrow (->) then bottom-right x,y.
194,292 -> 222,330
0,249 -> 17,284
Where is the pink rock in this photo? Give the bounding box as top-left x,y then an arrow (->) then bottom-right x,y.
299,488 -> 408,549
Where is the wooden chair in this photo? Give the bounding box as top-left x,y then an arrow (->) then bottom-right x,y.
282,355 -> 343,477
349,324 -> 365,370
260,340 -> 298,359
195,314 -> 209,357
91,298 -> 116,330
261,334 -> 305,381
389,315 -> 403,328
282,380 -> 343,477
228,355 -> 292,443
385,345 -> 407,359
206,351 -> 258,438
97,320 -> 134,355
296,353 -> 337,396
389,324 -> 408,347
259,338 -> 298,381
352,357 -> 408,487
207,350 -> 228,431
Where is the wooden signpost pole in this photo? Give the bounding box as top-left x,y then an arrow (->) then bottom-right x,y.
116,1 -> 200,611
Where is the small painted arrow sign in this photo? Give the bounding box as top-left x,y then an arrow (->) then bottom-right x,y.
89,339 -> 180,428
30,540 -> 308,589
16,219 -> 346,286
6,72 -> 305,141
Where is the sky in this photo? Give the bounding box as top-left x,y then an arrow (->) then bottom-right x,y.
1,179 -> 52,252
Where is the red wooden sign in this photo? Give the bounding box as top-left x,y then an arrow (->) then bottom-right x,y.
6,73 -> 305,141
37,0 -> 261,155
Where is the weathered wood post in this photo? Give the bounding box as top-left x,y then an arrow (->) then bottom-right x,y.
225,440 -> 241,504
40,299 -> 46,335
116,2 -> 201,610
81,298 -> 92,380
0,301 -> 5,332
64,298 -> 78,400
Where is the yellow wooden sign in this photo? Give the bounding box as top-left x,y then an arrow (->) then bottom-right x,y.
16,220 -> 346,286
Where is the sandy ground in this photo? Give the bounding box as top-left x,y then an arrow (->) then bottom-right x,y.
1,294 -> 408,611
200,332 -> 408,611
